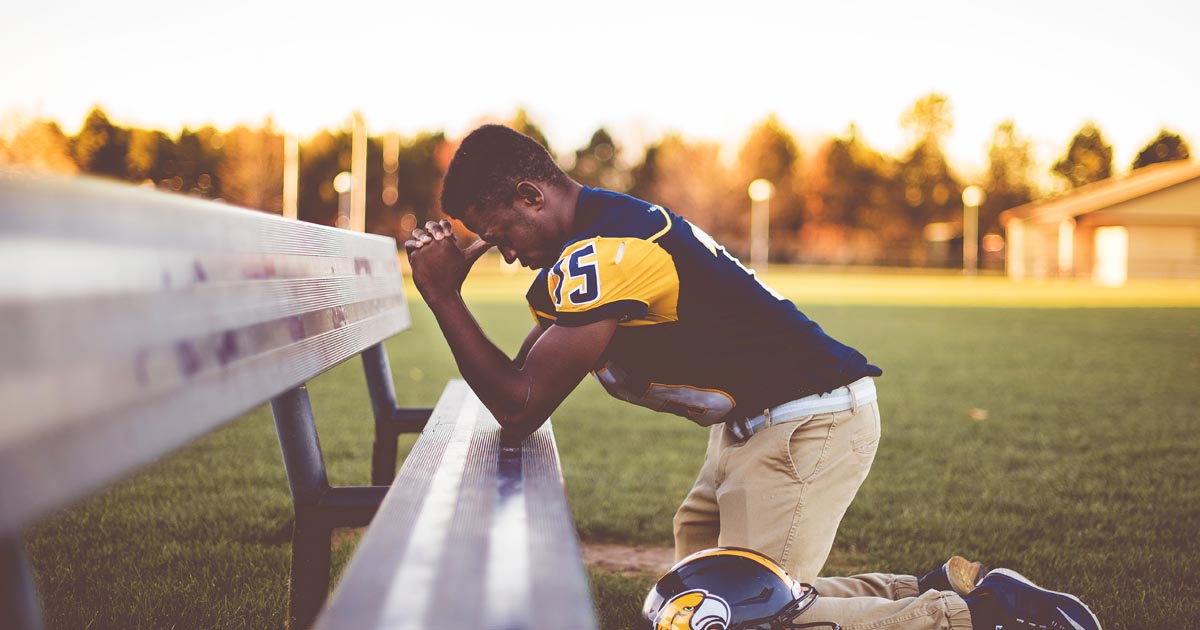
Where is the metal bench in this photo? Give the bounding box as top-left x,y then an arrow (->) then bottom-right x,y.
0,173 -> 596,630
313,380 -> 596,630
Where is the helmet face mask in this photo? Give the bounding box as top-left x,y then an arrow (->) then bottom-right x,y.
643,548 -> 832,630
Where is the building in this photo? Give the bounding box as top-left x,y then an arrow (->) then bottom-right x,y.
1001,160 -> 1200,285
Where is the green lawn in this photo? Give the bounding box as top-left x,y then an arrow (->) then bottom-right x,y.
25,270 -> 1200,629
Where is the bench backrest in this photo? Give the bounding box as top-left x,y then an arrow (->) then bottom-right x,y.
0,173 -> 409,537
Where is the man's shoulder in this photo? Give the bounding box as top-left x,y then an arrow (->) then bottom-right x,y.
574,187 -> 672,244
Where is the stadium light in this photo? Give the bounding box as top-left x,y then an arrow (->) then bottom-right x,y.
334,171 -> 352,229
962,185 -> 985,275
748,179 -> 774,273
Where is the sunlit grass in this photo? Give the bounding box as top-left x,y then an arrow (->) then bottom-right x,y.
26,268 -> 1200,630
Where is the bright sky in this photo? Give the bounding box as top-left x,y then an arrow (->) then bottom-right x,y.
3,0 -> 1198,177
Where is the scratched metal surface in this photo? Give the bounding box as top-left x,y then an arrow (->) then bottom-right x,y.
0,173 -> 409,536
316,381 -> 597,630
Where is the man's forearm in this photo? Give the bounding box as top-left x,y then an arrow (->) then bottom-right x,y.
425,293 -> 529,418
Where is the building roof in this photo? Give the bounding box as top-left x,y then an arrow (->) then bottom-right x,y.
1000,159 -> 1200,226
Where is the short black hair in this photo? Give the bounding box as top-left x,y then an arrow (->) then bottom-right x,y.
440,124 -> 568,219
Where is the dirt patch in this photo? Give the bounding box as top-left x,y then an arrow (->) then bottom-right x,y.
582,543 -> 675,577
579,544 -> 873,578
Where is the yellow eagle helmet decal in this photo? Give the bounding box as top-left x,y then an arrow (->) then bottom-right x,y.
655,589 -> 731,630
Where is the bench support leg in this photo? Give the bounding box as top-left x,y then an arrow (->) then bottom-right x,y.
288,513 -> 331,630
271,346 -> 439,629
361,343 -> 432,485
0,536 -> 42,630
271,385 -> 333,630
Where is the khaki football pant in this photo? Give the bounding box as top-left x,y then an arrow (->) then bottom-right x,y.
673,398 -> 973,629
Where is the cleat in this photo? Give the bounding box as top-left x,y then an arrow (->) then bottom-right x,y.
965,568 -> 1102,630
918,555 -> 985,596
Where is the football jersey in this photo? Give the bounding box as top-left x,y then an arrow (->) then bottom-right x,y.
526,187 -> 881,427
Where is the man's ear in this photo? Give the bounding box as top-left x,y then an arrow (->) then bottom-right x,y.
515,181 -> 544,209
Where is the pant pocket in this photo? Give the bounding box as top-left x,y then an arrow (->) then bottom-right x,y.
784,413 -> 837,483
850,403 -> 881,464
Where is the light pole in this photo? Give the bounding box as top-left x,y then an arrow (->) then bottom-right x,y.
961,185 -> 985,276
349,111 -> 367,232
748,178 -> 774,273
333,171 -> 352,229
282,134 -> 298,220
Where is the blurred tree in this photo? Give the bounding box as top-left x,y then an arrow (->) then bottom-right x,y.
390,131 -> 447,234
218,120 -> 284,212
569,128 -> 629,191
812,125 -> 905,263
900,93 -> 953,145
629,134 -> 738,246
627,143 -> 659,201
72,107 -> 129,179
365,135 -> 389,235
293,128 -> 447,236
126,128 -> 174,184
896,141 -> 961,263
297,129 -> 350,226
1131,129 -> 1191,170
817,125 -> 896,228
171,126 -> 224,197
508,109 -> 552,155
0,119 -> 78,174
1053,122 -> 1113,188
735,115 -> 804,257
981,120 -> 1038,235
896,94 -> 961,247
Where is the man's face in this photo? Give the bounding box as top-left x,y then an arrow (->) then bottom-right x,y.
462,202 -> 559,270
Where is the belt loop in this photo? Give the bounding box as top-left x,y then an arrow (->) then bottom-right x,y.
848,381 -> 859,413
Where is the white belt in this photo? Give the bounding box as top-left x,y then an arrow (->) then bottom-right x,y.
728,377 -> 877,441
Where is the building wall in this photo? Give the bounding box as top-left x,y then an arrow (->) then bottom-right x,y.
1008,175 -> 1200,280
1074,223 -> 1095,279
1006,218 -> 1055,279
1078,178 -> 1200,279
1127,225 -> 1200,278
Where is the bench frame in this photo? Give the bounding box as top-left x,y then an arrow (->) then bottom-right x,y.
0,333 -> 421,630
4,338 -> 597,630
270,342 -> 427,629
0,174 -> 412,630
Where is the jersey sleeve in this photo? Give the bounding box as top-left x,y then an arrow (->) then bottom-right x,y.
547,236 -> 679,327
525,270 -> 557,328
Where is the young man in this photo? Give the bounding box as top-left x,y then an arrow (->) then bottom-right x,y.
409,124 -> 880,582
405,125 -> 1101,630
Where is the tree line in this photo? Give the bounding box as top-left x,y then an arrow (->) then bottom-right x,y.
0,95 -> 1190,268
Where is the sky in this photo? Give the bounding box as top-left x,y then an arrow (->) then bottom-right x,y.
3,0 -> 1199,178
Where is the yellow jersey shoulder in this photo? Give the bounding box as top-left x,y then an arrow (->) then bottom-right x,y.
546,236 -> 679,326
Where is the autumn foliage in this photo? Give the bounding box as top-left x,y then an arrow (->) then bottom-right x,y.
0,100 -> 1190,268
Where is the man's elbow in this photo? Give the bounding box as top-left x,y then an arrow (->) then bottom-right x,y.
480,387 -> 545,429
491,408 -> 549,431
478,373 -> 564,433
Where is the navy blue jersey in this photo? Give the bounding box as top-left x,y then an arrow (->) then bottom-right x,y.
526,187 -> 881,426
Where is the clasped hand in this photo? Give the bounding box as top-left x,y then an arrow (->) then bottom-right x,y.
404,220 -> 493,303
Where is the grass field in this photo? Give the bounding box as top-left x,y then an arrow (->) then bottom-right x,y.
25,269 -> 1200,629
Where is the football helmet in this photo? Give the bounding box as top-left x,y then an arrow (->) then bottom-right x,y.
643,547 -> 838,630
